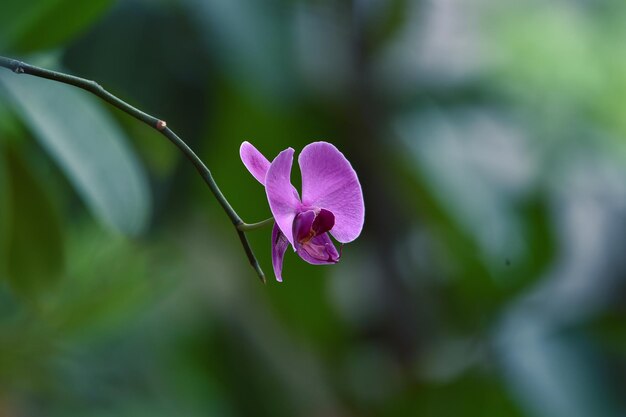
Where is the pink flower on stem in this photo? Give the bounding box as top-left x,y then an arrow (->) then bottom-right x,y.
240,141 -> 365,282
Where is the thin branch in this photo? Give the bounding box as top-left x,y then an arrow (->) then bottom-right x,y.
237,217 -> 274,232
0,56 -> 266,283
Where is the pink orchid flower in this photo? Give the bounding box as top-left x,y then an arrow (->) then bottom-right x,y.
240,141 -> 365,282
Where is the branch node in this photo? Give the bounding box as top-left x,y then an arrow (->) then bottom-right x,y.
156,120 -> 167,131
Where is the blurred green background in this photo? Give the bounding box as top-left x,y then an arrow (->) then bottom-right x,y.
1,0 -> 626,416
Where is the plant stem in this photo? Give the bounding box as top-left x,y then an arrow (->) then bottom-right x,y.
0,56 -> 266,283
237,217 -> 274,232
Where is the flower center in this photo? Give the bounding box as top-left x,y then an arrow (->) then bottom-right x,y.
293,208 -> 335,244
291,208 -> 340,264
299,230 -> 316,245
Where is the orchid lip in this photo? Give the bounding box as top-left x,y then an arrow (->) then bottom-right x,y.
297,237 -> 341,264
293,208 -> 335,244
292,208 -> 339,264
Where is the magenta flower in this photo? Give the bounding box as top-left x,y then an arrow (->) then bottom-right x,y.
240,141 -> 364,282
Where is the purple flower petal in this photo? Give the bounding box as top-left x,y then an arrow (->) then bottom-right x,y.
240,141 -> 270,184
271,223 -> 289,282
298,142 -> 364,243
292,209 -> 339,265
266,148 -> 302,245
293,209 -> 335,243
295,232 -> 340,265
293,210 -> 316,242
312,208 -> 335,235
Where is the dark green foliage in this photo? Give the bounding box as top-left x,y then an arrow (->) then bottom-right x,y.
0,0 -> 113,53
5,147 -> 64,298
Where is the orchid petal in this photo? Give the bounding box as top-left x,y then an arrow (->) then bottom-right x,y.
266,148 -> 301,244
293,209 -> 335,243
312,208 -> 335,236
295,233 -> 340,265
240,141 -> 270,184
299,142 -> 364,243
293,210 -> 316,242
271,223 -> 289,282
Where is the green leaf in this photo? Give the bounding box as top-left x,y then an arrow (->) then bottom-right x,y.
48,225 -> 170,339
0,71 -> 151,236
6,148 -> 64,297
0,0 -> 114,53
0,95 -> 24,141
0,148 -> 10,279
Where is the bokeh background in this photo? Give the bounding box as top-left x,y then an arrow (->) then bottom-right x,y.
1,0 -> 626,416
